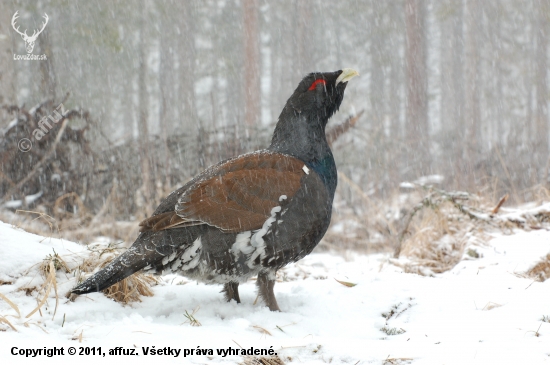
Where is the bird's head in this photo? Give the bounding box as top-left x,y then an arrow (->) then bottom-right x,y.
270,68 -> 358,164
285,68 -> 359,123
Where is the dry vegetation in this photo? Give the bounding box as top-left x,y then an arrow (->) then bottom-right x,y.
240,355 -> 285,365
320,181 -> 550,277
0,258 -> 63,333
4,182 -> 550,285
390,185 -> 550,275
0,239 -> 160,333
69,242 -> 158,304
527,254 -> 550,282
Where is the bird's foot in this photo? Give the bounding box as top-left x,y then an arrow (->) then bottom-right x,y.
221,282 -> 241,303
257,271 -> 281,312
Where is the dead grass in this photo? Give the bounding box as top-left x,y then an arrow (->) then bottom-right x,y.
0,268 -> 54,332
17,287 -> 36,296
389,185 -> 550,275
380,326 -> 406,336
72,242 -> 158,304
3,240 -> 157,316
15,209 -> 59,235
2,257 -> 65,330
182,306 -> 201,327
2,177 -> 177,244
0,208 -> 138,245
40,251 -> 71,276
527,254 -> 550,282
0,292 -> 20,331
392,202 -> 473,275
72,329 -> 84,342
101,274 -> 157,303
382,300 -> 414,322
0,228 -> 158,321
252,325 -> 272,336
240,356 -> 285,365
383,357 -> 414,365
481,302 -> 502,311
320,179 -> 550,279
27,260 -> 59,320
334,278 -> 357,287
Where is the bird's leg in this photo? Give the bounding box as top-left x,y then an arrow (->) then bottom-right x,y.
221,282 -> 241,303
257,271 -> 280,312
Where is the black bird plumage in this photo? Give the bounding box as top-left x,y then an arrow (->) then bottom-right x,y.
72,68 -> 359,311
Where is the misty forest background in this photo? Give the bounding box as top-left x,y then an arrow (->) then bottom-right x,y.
0,0 -> 549,251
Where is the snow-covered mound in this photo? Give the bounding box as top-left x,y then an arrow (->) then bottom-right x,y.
0,220 -> 549,364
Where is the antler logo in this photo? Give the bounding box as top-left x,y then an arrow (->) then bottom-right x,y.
11,11 -> 49,54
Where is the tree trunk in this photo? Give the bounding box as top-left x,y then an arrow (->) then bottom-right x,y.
158,11 -> 171,183
439,0 -> 453,131
440,0 -> 458,186
405,0 -> 429,177
451,0 -> 465,189
178,1 -> 197,130
388,0 -> 403,186
138,2 -> 152,216
0,4 -> 16,104
536,0 -> 549,176
490,2 -> 504,146
294,0 -> 313,80
464,0 -> 481,189
38,17 -> 56,100
371,1 -> 385,128
243,0 -> 261,129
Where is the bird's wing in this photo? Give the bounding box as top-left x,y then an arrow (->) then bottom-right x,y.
139,151 -> 307,233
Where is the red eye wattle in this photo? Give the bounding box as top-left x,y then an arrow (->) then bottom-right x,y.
308,79 -> 326,91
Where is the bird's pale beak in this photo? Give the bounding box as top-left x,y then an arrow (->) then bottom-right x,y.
336,68 -> 359,85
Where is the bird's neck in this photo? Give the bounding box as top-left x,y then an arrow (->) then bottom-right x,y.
269,114 -> 337,198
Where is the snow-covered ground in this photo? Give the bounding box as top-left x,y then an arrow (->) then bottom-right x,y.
1,220 -> 549,364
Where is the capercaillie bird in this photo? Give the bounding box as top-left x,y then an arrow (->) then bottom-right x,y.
72,68 -> 359,311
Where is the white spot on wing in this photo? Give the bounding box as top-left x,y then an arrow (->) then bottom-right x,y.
247,205 -> 282,268
231,231 -> 253,257
180,236 -> 202,270
252,206 -> 280,248
171,258 -> 182,272
162,251 -> 177,266
302,165 -> 310,174
182,253 -> 201,271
